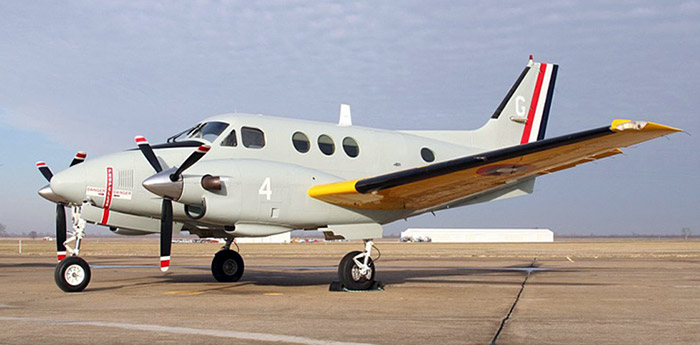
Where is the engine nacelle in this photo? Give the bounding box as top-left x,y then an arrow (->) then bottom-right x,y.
176,159 -> 351,228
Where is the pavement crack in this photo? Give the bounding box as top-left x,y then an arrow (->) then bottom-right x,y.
490,258 -> 537,345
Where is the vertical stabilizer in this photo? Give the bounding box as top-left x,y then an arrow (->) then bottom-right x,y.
476,56 -> 558,149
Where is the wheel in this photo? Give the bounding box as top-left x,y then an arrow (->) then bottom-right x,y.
338,250 -> 375,290
54,256 -> 91,292
211,250 -> 244,282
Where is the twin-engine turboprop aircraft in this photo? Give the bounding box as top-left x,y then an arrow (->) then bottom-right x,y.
37,57 -> 680,292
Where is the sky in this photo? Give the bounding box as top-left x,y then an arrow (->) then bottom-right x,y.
1,0 -> 698,236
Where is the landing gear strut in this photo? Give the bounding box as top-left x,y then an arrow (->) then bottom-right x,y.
55,204 -> 91,292
334,240 -> 383,291
211,237 -> 245,282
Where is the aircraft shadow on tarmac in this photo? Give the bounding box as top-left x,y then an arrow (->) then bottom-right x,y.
0,262 -> 57,269
87,262 -> 611,292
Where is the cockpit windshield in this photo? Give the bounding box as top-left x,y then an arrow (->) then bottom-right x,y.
167,121 -> 229,143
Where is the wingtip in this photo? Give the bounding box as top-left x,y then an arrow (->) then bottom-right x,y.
611,119 -> 682,133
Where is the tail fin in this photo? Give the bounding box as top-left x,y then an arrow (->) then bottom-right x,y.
476,56 -> 558,149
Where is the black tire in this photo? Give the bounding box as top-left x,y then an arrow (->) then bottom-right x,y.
211,250 -> 244,282
54,256 -> 91,293
338,250 -> 375,290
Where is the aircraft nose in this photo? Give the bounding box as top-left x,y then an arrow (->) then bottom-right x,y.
50,166 -> 87,204
37,184 -> 70,204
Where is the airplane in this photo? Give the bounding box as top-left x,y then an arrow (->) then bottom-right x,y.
36,56 -> 680,292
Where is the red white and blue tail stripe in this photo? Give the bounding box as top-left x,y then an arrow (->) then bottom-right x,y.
520,61 -> 558,144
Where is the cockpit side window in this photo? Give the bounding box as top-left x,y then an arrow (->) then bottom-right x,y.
241,127 -> 265,149
168,121 -> 229,143
167,126 -> 197,143
189,122 -> 229,143
221,130 -> 238,147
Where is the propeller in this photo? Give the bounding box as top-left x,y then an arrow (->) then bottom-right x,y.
36,151 -> 87,262
135,136 -> 211,272
36,161 -> 53,181
70,151 -> 87,167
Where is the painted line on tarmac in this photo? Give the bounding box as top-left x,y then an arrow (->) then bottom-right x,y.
0,316 -> 373,345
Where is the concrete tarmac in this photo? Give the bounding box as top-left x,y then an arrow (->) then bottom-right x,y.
0,242 -> 699,344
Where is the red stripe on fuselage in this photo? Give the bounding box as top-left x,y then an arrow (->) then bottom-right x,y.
520,63 -> 547,144
100,167 -> 114,225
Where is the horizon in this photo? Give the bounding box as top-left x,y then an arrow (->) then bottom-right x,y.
1,1 -> 698,237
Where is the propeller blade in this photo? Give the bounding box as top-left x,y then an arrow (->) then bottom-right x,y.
69,151 -> 87,167
135,136 -> 163,173
56,204 -> 67,261
160,199 -> 173,272
36,161 -> 53,182
170,144 -> 211,181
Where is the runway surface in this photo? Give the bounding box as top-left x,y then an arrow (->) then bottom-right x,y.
1,240 -> 699,344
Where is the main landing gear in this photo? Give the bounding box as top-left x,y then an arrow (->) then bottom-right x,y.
55,205 -> 91,293
211,237 -> 245,282
333,240 -> 383,291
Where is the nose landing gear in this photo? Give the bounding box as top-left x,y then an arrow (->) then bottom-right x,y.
54,204 -> 91,292
55,256 -> 91,292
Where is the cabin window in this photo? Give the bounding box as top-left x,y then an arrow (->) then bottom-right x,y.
241,127 -> 265,149
421,147 -> 435,162
318,135 -> 335,155
220,130 -> 237,147
342,137 -> 359,158
292,132 -> 310,153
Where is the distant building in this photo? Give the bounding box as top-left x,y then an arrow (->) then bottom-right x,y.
400,228 -> 554,243
235,232 -> 291,243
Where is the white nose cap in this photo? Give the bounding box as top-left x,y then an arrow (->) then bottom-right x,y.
50,168 -> 87,204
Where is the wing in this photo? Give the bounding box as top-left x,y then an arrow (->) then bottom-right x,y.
308,120 -> 680,210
